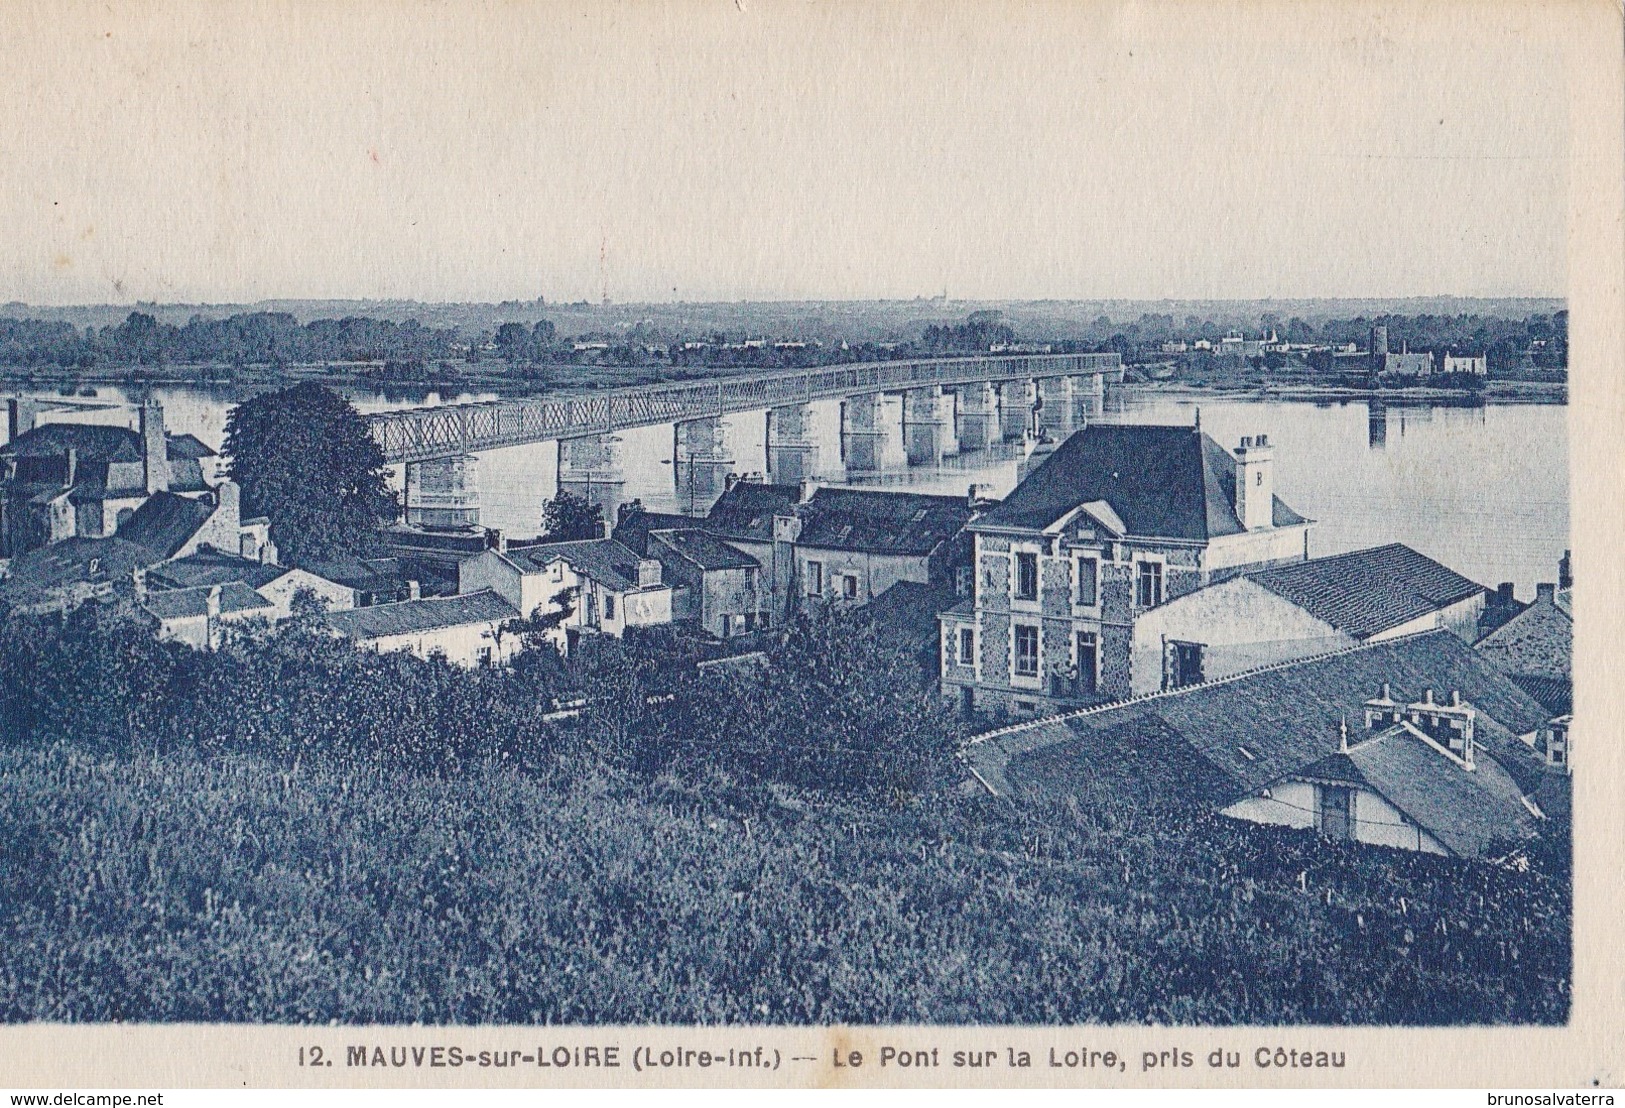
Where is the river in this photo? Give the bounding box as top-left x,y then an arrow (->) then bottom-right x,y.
3,383 -> 1569,595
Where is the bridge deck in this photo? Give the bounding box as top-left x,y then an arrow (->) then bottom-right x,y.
367,352 -> 1121,464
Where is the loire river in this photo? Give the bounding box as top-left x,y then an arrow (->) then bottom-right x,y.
4,383 -> 1569,595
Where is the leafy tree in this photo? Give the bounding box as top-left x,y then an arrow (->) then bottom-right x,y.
224,382 -> 398,563
539,492 -> 604,541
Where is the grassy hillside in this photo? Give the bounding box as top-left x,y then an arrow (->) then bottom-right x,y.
0,607 -> 1570,1024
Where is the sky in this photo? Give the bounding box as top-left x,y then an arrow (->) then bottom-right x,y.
0,0 -> 1581,305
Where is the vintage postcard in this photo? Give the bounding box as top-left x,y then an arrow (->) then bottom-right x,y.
0,0 -> 1620,1094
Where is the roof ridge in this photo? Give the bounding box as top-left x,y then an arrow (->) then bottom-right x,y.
962,627 -> 1453,749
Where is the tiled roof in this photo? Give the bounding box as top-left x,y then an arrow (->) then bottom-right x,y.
1509,674 -> 1571,717
612,508 -> 704,555
648,529 -> 759,571
508,538 -> 652,592
973,424 -> 1306,539
2,423 -> 213,462
323,589 -> 517,639
860,580 -> 960,651
1475,595 -> 1572,680
141,581 -> 275,620
797,487 -> 975,555
116,492 -> 216,558
703,482 -> 801,542
1247,543 -> 1485,640
980,630 -> 1553,805
147,549 -> 285,591
1336,723 -> 1543,857
299,556 -> 405,594
0,537 -> 159,603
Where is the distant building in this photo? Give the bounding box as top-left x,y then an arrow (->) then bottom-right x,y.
1129,543 -> 1487,696
323,589 -> 521,668
142,581 -> 277,649
940,423 -> 1313,716
0,399 -> 220,557
1441,353 -> 1489,376
969,630 -> 1564,859
144,549 -> 359,620
642,528 -> 766,639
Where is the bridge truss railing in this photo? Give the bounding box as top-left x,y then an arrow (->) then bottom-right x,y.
369,352 -> 1121,464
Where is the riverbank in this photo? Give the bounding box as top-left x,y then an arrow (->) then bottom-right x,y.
1136,379 -> 1567,405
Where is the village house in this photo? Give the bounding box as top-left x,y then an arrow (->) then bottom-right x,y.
940,422 -> 1313,717
322,589 -> 522,667
141,581 -> 278,649
143,548 -> 360,620
968,630 -> 1565,859
639,479 -> 982,624
612,508 -> 769,637
457,537 -> 672,651
1126,543 -> 1487,696
0,399 -> 221,557
1475,568 -> 1572,770
114,480 -> 276,566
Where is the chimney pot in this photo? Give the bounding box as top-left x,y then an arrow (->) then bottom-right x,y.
1451,690 -> 1462,707
1381,682 -> 1391,701
1423,688 -> 1434,705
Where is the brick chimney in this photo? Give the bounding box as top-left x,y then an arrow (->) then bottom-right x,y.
1233,434 -> 1274,531
1405,688 -> 1476,769
1536,582 -> 1557,605
139,399 -> 169,494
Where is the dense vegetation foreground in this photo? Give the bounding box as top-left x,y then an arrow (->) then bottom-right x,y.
0,606 -> 1570,1024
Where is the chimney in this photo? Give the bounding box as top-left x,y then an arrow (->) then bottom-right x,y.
637,557 -> 662,588
63,446 -> 77,490
1363,683 -> 1401,730
406,580 -> 421,600
7,397 -> 38,440
206,584 -> 222,619
139,399 -> 170,494
797,477 -> 820,504
1233,434 -> 1275,531
1536,582 -> 1557,605
132,566 -> 148,601
1495,582 -> 1516,605
1559,550 -> 1572,590
1405,689 -> 1476,768
215,479 -> 240,530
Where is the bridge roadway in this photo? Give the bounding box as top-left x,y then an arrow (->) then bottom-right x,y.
366,352 -> 1122,465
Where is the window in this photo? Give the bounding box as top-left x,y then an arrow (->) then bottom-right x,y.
1136,559 -> 1164,608
1074,631 -> 1098,694
1013,624 -> 1039,677
807,560 -> 824,595
1074,555 -> 1098,607
603,593 -> 616,621
550,561 -> 565,582
1169,640 -> 1204,689
841,574 -> 859,599
958,627 -> 975,666
476,646 -> 494,667
1014,551 -> 1039,601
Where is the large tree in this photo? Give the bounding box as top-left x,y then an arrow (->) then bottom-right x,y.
539,492 -> 604,541
224,382 -> 398,563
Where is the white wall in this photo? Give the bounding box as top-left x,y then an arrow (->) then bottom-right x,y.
1222,782 -> 1448,855
1129,577 -> 1353,696
1203,523 -> 1311,574
258,569 -> 357,619
1369,592 -> 1485,644
362,619 -> 517,668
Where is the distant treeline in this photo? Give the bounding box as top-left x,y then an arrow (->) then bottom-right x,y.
0,306 -> 1567,374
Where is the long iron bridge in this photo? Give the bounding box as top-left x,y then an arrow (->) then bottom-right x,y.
366,352 -> 1122,464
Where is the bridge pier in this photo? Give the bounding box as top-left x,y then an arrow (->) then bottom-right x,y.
1036,376 -> 1082,438
673,416 -> 734,516
840,393 -> 907,474
765,403 -> 821,486
999,380 -> 1037,442
953,382 -> 1002,451
404,455 -> 481,529
903,386 -> 958,466
556,434 -> 626,530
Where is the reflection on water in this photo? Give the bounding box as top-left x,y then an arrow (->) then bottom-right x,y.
3,383 -> 1568,594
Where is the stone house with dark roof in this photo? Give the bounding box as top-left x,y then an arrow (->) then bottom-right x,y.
1,399 -> 220,556
969,630 -> 1564,859
458,537 -> 671,651
643,529 -> 766,639
1475,580 -> 1573,768
1127,543 -> 1487,696
941,423 -> 1313,717
141,581 -> 278,649
323,589 -> 521,667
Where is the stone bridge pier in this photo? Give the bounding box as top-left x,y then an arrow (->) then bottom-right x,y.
999,380 -> 1037,442
1036,376 -> 1083,438
405,455 -> 481,529
765,403 -> 821,486
673,416 -> 735,516
953,382 -> 1002,452
840,393 -> 907,474
556,433 -> 627,529
903,385 -> 958,466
